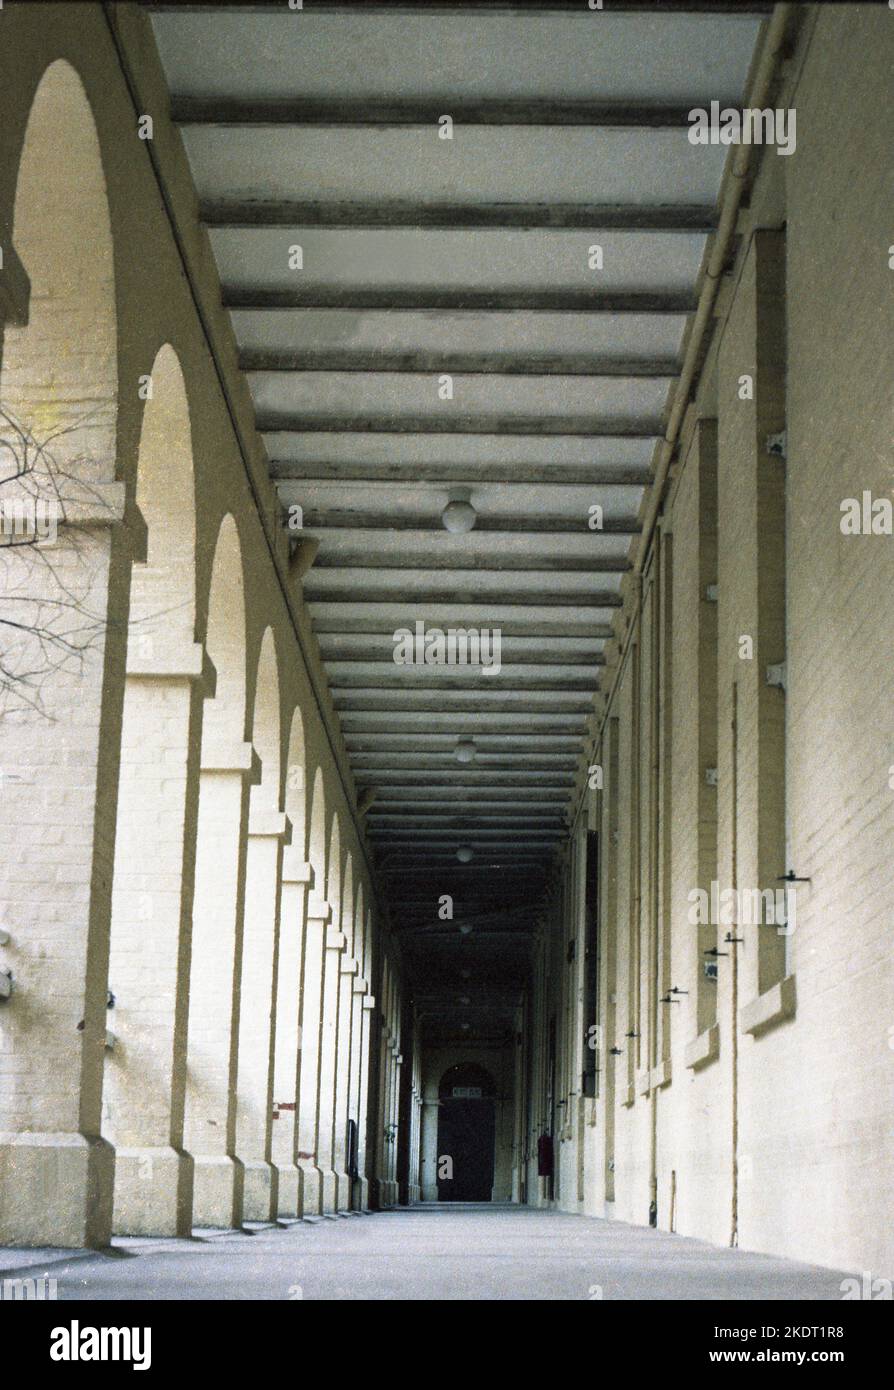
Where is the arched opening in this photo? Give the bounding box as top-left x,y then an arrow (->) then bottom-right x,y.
235,627 -> 283,1221
307,765 -> 327,881
0,59 -> 120,1248
346,880 -> 366,1200
437,1064 -> 497,1203
184,514 -> 249,1229
104,344 -> 198,1237
333,852 -> 354,1205
271,705 -> 308,1217
315,812 -> 343,1210
0,58 -> 118,716
296,767 -> 328,1214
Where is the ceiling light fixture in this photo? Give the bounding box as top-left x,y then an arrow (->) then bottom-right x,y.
454,737 -> 475,764
456,845 -> 474,863
441,489 -> 476,534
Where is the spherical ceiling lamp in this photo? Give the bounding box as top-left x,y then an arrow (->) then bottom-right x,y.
456,844 -> 474,863
441,498 -> 477,534
455,737 -> 475,764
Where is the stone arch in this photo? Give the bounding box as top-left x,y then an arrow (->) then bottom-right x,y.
104,342 -> 200,1237
236,625 -> 285,1222
354,882 -> 366,969
283,707 -> 307,866
129,344 -> 195,646
0,57 -> 121,1248
271,703 -> 310,1218
327,812 -> 342,928
249,627 -> 281,814
342,854 -> 354,949
296,765 -> 330,1215
184,513 -> 250,1229
0,57 -> 119,718
202,514 -> 246,742
1,58 -> 116,471
308,766 -> 327,888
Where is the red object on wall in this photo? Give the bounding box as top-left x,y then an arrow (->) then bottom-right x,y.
537,1134 -> 554,1177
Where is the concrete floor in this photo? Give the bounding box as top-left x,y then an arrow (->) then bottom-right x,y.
0,1204 -> 853,1300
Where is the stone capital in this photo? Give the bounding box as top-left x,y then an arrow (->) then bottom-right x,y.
248,807 -> 292,841
126,640 -> 215,698
306,895 -> 332,925
281,852 -> 313,887
200,737 -> 261,782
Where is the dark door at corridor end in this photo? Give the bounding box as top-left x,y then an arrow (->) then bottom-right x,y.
437,1064 -> 497,1202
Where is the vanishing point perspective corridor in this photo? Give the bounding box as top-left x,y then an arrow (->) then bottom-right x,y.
0,1 -> 892,1317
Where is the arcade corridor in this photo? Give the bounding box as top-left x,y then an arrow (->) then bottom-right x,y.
0,1 -> 891,1307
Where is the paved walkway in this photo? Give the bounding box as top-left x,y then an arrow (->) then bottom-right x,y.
0,1204 -> 851,1301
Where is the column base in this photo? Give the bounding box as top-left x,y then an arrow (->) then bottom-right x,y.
275,1163 -> 300,1219
191,1153 -> 243,1230
240,1158 -> 277,1223
333,1167 -> 352,1211
318,1167 -> 338,1214
371,1177 -> 395,1209
297,1159 -> 321,1216
112,1145 -> 193,1238
0,1131 -> 114,1248
352,1176 -> 370,1210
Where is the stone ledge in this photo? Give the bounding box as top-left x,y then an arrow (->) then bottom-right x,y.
636,1067 -> 651,1097
248,808 -> 291,840
685,1022 -> 720,1071
650,1058 -> 672,1090
126,640 -> 216,695
740,974 -> 796,1037
281,853 -> 313,887
200,738 -> 261,780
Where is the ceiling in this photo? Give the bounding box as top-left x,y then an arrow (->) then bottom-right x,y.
148,1 -> 767,1045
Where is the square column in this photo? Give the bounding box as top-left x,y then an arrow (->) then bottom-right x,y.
316,923 -> 347,1213
333,954 -> 360,1209
295,895 -> 330,1214
349,978 -> 371,1208
271,854 -> 313,1218
234,808 -> 291,1221
0,490 -> 138,1246
183,737 -> 259,1229
104,638 -> 213,1236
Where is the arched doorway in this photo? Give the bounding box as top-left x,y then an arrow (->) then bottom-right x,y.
437,1064 -> 496,1203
